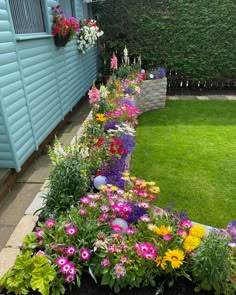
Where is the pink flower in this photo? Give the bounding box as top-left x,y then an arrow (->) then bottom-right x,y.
65,226 -> 77,236
36,250 -> 45,256
60,262 -> 74,274
35,228 -> 44,239
120,255 -> 128,264
180,220 -> 192,229
163,234 -> 173,241
101,257 -> 111,268
50,243 -> 56,249
111,224 -> 123,232
138,202 -> 150,209
65,245 -> 77,256
88,86 -> 100,104
140,215 -> 151,222
135,242 -> 158,259
45,219 -> 56,228
110,54 -> 118,70
68,266 -> 77,276
126,227 -> 137,235
56,257 -> 68,267
100,205 -> 109,213
114,263 -> 126,278
79,209 -> 87,215
80,248 -> 91,261
64,275 -> 75,283
80,197 -> 91,205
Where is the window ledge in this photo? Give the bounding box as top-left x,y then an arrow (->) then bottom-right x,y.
15,34 -> 53,41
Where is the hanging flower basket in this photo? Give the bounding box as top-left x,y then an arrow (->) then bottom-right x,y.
54,34 -> 70,47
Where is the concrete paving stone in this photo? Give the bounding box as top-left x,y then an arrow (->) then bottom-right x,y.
40,179 -> 50,192
17,154 -> 51,183
226,96 -> 236,100
207,95 -> 227,100
167,96 -> 179,100
0,248 -> 20,279
0,183 -> 41,226
0,226 -> 15,250
25,192 -> 46,216
196,96 -> 209,100
6,215 -> 38,248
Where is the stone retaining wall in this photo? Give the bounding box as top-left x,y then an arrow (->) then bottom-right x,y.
135,78 -> 167,113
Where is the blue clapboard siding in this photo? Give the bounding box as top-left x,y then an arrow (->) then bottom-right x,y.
0,0 -> 98,171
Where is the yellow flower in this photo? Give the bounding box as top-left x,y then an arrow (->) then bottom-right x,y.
121,171 -> 130,181
149,186 -> 160,193
183,235 -> 201,252
164,249 -> 185,269
153,225 -> 172,236
111,185 -> 118,191
189,225 -> 206,239
155,256 -> 167,270
96,113 -> 106,123
130,176 -> 137,181
146,181 -> 156,186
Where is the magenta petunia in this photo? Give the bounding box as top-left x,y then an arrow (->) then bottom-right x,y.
45,219 -> 56,228
65,226 -> 77,236
80,248 -> 91,261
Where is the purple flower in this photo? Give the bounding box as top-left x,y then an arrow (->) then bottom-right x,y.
65,226 -> 77,236
119,98 -> 135,106
114,263 -> 126,278
80,248 -> 91,261
104,121 -> 118,131
127,205 -> 147,223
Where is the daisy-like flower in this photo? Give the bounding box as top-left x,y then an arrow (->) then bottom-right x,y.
111,224 -> 123,232
60,262 -> 74,274
138,202 -> 150,209
79,209 -> 87,215
64,275 -> 75,283
96,113 -> 106,123
63,222 -> 72,228
139,215 -> 151,222
80,248 -> 91,261
114,263 -> 126,278
180,219 -> 192,229
56,257 -> 68,267
101,257 -> 111,268
68,266 -> 77,276
35,228 -> 44,239
164,249 -> 185,269
126,227 -> 137,235
45,219 -> 56,228
65,245 -> 77,256
189,225 -> 206,239
155,256 -> 167,270
176,229 -> 188,238
163,234 -> 173,241
149,186 -> 160,194
153,225 -> 172,236
65,226 -> 77,236
120,255 -> 128,264
80,197 -> 91,205
36,250 -> 45,256
183,235 -> 201,252
100,205 -> 109,213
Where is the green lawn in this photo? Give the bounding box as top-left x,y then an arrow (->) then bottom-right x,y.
131,100 -> 236,228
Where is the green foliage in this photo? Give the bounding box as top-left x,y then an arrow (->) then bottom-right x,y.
191,231 -> 231,293
42,154 -> 91,216
95,0 -> 236,80
0,251 -> 56,295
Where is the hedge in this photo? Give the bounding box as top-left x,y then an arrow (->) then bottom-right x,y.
95,0 -> 236,81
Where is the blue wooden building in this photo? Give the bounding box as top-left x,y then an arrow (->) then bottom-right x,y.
0,0 -> 96,171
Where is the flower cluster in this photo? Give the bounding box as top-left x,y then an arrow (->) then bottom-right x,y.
77,20 -> 104,53
52,5 -> 80,40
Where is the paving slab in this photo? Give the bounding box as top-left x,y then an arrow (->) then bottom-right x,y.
0,183 -> 41,226
17,154 -> 51,183
207,95 -> 227,100
6,215 -> 38,248
226,96 -> 236,100
196,96 -> 209,100
0,225 -> 15,250
0,248 -> 20,279
25,191 -> 45,216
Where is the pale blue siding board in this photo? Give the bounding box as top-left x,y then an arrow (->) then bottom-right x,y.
0,31 -> 13,42
14,130 -> 35,154
27,80 -> 57,103
23,60 -> 54,77
0,72 -> 21,88
24,67 -> 56,86
0,134 -> 8,142
1,81 -> 22,98
0,61 -> 19,76
7,106 -> 29,126
16,140 -> 35,164
0,20 -> 11,31
0,8 -> 8,20
0,0 -> 6,9
0,143 -> 10,152
5,98 -> 26,118
26,72 -> 56,94
21,54 -> 54,71
0,42 -> 15,54
12,121 -> 32,143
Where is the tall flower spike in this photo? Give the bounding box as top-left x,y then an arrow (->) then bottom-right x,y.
110,54 -> 118,70
124,46 -> 128,64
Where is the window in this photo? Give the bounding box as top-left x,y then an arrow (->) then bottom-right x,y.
9,0 -> 46,34
59,0 -> 74,16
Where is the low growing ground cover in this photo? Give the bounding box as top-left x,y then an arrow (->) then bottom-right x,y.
131,100 -> 236,228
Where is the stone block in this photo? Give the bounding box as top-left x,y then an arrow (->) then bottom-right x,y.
196,96 -> 209,100
6,215 -> 38,249
40,179 -> 50,192
25,192 -> 45,215
0,248 -> 20,279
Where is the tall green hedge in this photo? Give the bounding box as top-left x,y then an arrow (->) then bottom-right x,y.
95,0 -> 236,81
